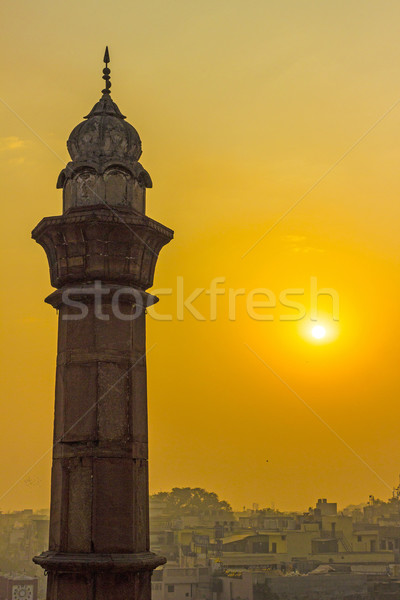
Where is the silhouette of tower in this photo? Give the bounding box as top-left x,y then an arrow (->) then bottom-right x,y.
32,48 -> 173,600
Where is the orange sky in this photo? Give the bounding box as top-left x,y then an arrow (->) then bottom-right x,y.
1,0 -> 400,512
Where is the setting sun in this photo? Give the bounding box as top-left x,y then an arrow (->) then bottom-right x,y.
312,325 -> 326,339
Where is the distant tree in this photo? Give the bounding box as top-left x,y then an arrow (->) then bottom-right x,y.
258,507 -> 282,515
151,487 -> 232,518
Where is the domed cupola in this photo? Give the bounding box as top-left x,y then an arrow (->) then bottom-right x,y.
57,47 -> 152,214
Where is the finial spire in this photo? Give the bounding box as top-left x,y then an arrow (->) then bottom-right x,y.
102,46 -> 111,95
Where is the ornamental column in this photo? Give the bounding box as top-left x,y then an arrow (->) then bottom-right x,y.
32,49 -> 173,600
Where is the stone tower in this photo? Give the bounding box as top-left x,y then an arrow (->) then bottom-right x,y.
32,49 -> 173,599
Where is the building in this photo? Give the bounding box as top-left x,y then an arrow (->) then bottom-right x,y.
31,48 -> 173,599
0,511 -> 48,598
0,574 -> 38,600
151,566 -> 400,600
150,496 -> 400,573
152,567 -> 212,600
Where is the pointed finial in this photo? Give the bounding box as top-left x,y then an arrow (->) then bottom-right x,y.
102,46 -> 111,95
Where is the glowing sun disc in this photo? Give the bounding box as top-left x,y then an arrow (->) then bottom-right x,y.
312,325 -> 326,339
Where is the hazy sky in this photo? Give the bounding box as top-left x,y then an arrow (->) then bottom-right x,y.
1,0 -> 400,512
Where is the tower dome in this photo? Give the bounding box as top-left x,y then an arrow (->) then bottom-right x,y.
67,94 -> 142,164
57,47 -> 152,214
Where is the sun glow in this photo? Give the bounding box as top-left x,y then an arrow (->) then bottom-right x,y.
298,317 -> 340,346
312,325 -> 326,339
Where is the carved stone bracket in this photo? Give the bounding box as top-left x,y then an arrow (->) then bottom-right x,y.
33,551 -> 166,573
32,206 -> 173,289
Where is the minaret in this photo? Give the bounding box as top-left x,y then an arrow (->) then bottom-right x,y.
32,49 -> 173,600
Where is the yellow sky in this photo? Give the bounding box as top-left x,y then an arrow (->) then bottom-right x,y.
1,0 -> 400,512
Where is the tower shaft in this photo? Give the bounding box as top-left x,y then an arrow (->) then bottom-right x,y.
33,209 -> 172,598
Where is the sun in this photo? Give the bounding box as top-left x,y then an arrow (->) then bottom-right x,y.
312,325 -> 326,339
298,316 -> 340,345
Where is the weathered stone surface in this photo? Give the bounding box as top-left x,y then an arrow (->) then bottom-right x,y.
32,55 -> 172,599
97,362 -> 130,441
63,363 -> 98,441
67,462 -> 92,552
32,206 -> 173,289
68,94 -> 142,163
56,93 -> 152,213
